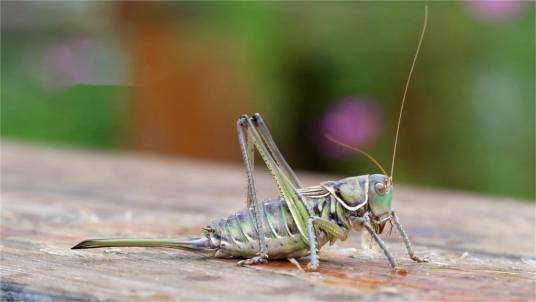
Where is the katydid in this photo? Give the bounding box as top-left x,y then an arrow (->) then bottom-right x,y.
73,5 -> 430,271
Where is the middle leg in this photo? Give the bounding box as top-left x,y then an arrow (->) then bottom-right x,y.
305,216 -> 350,271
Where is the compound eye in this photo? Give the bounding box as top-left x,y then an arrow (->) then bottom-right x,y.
375,182 -> 386,195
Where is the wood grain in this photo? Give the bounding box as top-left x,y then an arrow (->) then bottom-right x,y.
1,142 -> 535,301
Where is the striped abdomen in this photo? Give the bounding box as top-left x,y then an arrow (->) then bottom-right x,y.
206,197 -> 328,259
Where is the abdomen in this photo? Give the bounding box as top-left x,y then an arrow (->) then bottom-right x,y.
207,198 -> 313,259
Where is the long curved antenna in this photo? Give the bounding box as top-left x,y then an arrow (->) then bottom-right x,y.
325,134 -> 388,176
390,5 -> 428,179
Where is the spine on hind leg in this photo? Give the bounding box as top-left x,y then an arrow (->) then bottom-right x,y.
71,237 -> 214,252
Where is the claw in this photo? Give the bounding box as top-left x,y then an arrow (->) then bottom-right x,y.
410,255 -> 429,263
305,263 -> 318,272
237,256 -> 268,266
392,266 -> 408,275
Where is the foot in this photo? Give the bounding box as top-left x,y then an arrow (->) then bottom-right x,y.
237,255 -> 268,266
304,262 -> 319,272
392,266 -> 408,275
410,255 -> 429,263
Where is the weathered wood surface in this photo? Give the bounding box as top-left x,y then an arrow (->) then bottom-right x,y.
1,142 -> 535,302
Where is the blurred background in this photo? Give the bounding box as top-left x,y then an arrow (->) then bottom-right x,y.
1,1 -> 534,200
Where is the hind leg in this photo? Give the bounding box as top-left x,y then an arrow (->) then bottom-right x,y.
235,114 -> 313,267
236,115 -> 269,265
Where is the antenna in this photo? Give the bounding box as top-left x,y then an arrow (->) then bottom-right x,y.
325,134 -> 388,176
390,5 -> 428,180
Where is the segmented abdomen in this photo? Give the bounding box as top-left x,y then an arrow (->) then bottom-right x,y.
207,197 -> 315,259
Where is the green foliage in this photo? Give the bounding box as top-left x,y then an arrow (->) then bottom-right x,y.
1,2 -> 534,199
1,85 -> 126,149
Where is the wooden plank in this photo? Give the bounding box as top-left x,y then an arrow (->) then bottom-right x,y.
1,142 -> 535,301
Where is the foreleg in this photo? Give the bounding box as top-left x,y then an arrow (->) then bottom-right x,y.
351,215 -> 398,269
390,210 -> 429,263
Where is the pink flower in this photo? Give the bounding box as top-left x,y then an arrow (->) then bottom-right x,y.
316,98 -> 382,158
42,37 -> 98,86
466,0 -> 529,23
